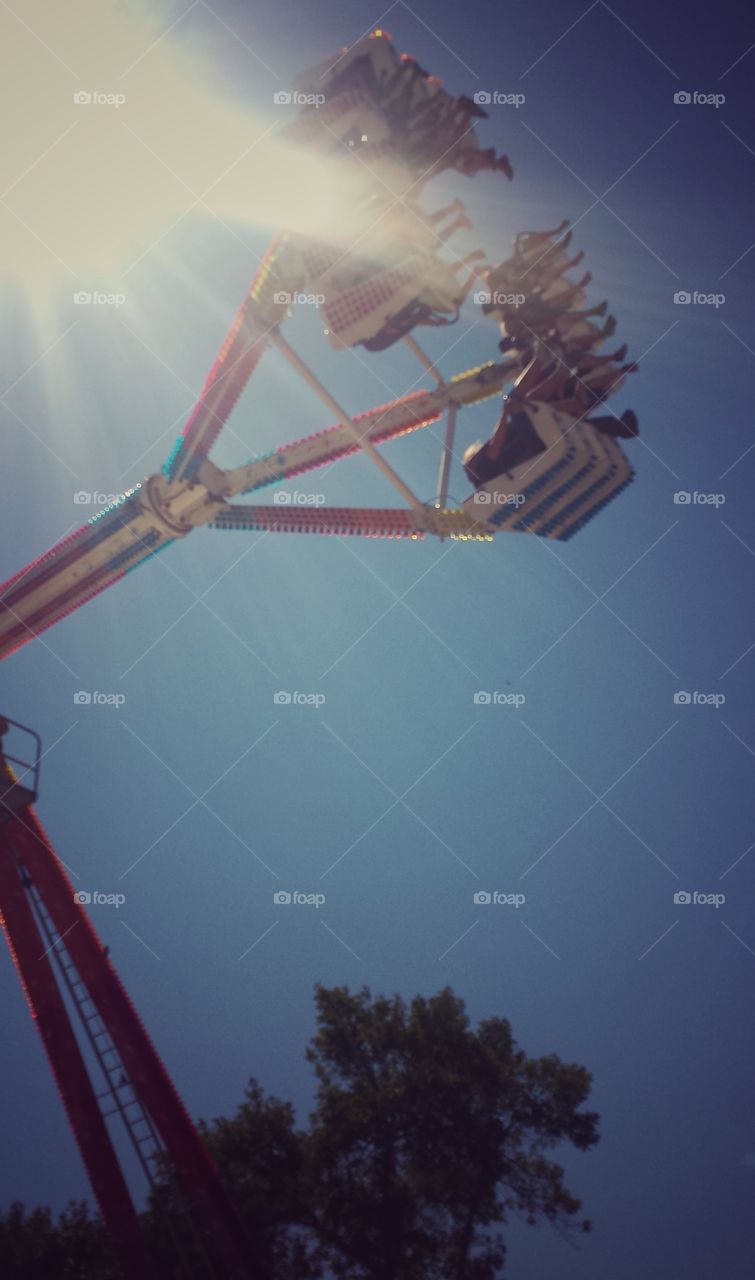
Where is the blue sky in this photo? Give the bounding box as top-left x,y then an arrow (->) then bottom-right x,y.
1,1 -> 754,1277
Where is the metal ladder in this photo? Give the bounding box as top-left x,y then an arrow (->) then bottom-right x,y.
21,866 -> 220,1277
21,869 -> 164,1189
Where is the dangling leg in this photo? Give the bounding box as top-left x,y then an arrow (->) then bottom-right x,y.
575,299 -> 608,319
564,315 -> 617,346
437,209 -> 473,240
496,153 -> 514,180
576,344 -> 628,374
424,199 -> 473,242
467,147 -> 513,180
533,244 -> 582,281
588,409 -> 639,438
452,146 -> 512,180
582,361 -> 637,405
450,250 -> 487,274
559,249 -> 585,273
514,219 -> 570,254
426,199 -> 465,226
553,303 -> 609,341
515,230 -> 573,272
557,300 -> 608,325
539,273 -> 592,308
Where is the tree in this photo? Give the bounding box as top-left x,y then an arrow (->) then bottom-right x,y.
303,985 -> 598,1280
144,1082 -> 320,1280
0,1201 -> 117,1279
0,986 -> 599,1279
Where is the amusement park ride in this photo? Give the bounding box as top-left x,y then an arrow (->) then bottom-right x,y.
0,30 -> 639,1279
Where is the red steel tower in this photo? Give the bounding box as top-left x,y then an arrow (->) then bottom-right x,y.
0,716 -> 260,1279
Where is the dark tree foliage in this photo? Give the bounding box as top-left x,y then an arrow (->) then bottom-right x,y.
1,986 -> 599,1279
303,986 -> 598,1280
0,1201 -> 118,1279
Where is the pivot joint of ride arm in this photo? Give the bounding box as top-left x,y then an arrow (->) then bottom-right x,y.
141,473 -> 227,537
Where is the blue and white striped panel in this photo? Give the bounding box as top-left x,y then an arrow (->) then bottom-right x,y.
461,408 -> 634,540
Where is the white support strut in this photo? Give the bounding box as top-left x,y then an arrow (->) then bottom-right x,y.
436,403 -> 458,510
270,332 -> 427,515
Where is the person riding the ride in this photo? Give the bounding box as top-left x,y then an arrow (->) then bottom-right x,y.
462,352 -> 639,491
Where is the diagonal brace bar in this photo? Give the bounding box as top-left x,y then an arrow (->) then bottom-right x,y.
270,332 -> 426,514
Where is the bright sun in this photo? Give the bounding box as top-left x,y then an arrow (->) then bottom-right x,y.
0,1 -> 356,299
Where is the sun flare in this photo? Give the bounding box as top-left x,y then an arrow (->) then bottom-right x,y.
0,1 -> 368,302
